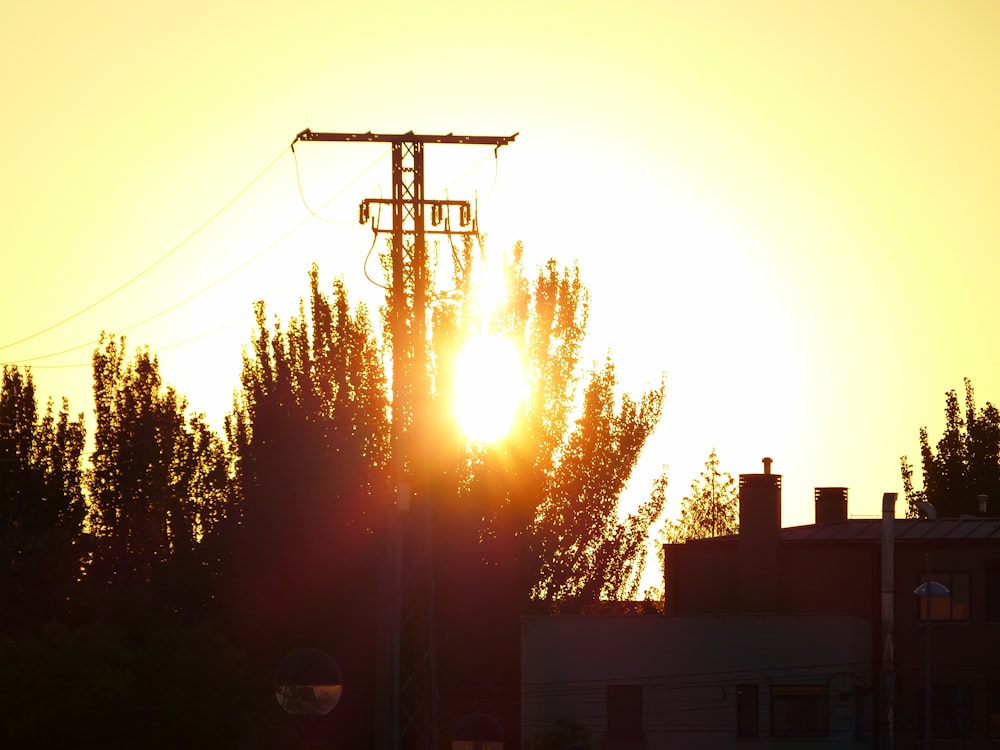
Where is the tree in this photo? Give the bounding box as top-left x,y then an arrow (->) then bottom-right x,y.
532,356 -> 666,601
0,618 -> 261,750
0,621 -> 132,748
426,244 -> 666,606
663,448 -> 739,543
422,245 -> 664,611
423,242 -> 667,746
224,267 -> 391,624
0,367 -> 86,632
901,378 -> 1000,518
221,266 -> 392,748
86,334 -> 230,604
225,247 -> 668,746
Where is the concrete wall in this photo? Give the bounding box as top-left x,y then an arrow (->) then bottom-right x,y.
522,613 -> 873,750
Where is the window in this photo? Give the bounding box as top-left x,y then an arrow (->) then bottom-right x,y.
606,684 -> 643,741
920,684 -> 972,740
987,563 -> 1000,622
989,682 -> 1000,738
737,684 -> 759,739
918,571 -> 971,622
770,685 -> 827,738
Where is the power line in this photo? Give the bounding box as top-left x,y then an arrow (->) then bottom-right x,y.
2,144 -> 400,367
0,146 -> 289,353
292,141 -> 390,223
10,315 -> 254,370
1,202 -> 316,368
2,135 -> 512,381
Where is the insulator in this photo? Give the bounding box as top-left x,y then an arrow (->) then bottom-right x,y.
359,201 -> 370,225
431,203 -> 442,226
460,204 -> 471,227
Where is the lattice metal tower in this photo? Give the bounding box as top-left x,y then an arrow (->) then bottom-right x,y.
292,129 -> 517,750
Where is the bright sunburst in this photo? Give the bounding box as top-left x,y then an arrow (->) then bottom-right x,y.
452,333 -> 525,444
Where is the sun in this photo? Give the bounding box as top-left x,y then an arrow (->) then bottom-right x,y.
452,333 -> 525,444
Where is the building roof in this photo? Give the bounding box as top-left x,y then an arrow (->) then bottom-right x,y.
781,516 -> 1000,542
678,516 -> 1000,546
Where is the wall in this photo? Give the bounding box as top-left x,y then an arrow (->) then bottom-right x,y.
521,613 -> 872,750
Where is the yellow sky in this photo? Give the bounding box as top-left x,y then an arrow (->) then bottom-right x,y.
2,1 -> 999,528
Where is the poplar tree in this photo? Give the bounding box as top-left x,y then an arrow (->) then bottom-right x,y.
0,367 -> 86,631
223,266 -> 390,651
901,378 -> 1000,517
87,334 -> 229,600
427,244 -> 667,605
226,248 -> 668,747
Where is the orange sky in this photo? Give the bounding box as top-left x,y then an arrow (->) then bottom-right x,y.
3,1 -> 999,531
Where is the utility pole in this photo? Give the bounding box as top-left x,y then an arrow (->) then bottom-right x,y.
291,129 -> 517,750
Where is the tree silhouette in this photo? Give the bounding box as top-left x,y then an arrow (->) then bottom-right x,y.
220,247 -> 668,746
663,448 -> 739,544
423,243 -> 666,742
87,334 -> 229,608
220,266 -> 392,748
647,449 -> 738,604
0,366 -> 86,632
428,244 -> 666,606
901,378 -> 1000,517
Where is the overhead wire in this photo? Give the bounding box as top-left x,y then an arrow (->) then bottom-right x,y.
4,201 -> 317,368
0,146 -> 290,353
291,141 -> 390,224
15,315 -> 255,370
3,137 -> 511,371
362,187 -> 387,292
2,143 -> 393,369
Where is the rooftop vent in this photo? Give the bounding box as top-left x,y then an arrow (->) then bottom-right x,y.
814,487 -> 848,523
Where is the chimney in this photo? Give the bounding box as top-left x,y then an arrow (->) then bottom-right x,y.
815,487 -> 849,523
738,457 -> 782,612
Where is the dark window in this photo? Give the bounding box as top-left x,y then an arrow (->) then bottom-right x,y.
918,571 -> 971,622
987,563 -> 1000,622
771,685 -> 827,738
989,682 -> 1000,738
737,683 -> 759,739
920,684 -> 972,739
607,684 -> 643,740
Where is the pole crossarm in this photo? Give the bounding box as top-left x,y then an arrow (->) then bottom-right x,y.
293,129 -> 518,147
361,198 -> 476,235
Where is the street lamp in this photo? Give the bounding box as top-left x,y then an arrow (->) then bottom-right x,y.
274,648 -> 344,716
913,556 -> 950,750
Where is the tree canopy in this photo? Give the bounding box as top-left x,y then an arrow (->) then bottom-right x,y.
426,244 -> 667,606
901,378 -> 1000,518
0,243 -> 669,748
0,367 -> 86,631
663,448 -> 739,544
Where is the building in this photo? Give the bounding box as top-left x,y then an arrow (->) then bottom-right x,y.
521,459 -> 1000,748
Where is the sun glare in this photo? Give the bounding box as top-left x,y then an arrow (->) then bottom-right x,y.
452,334 -> 525,444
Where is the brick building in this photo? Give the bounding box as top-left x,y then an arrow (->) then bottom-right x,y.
521,460 -> 1000,748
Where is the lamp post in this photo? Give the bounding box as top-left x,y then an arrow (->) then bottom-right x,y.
274,648 -> 344,716
913,555 -> 949,750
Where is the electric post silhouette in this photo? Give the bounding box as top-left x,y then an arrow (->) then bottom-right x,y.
291,129 -> 518,750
